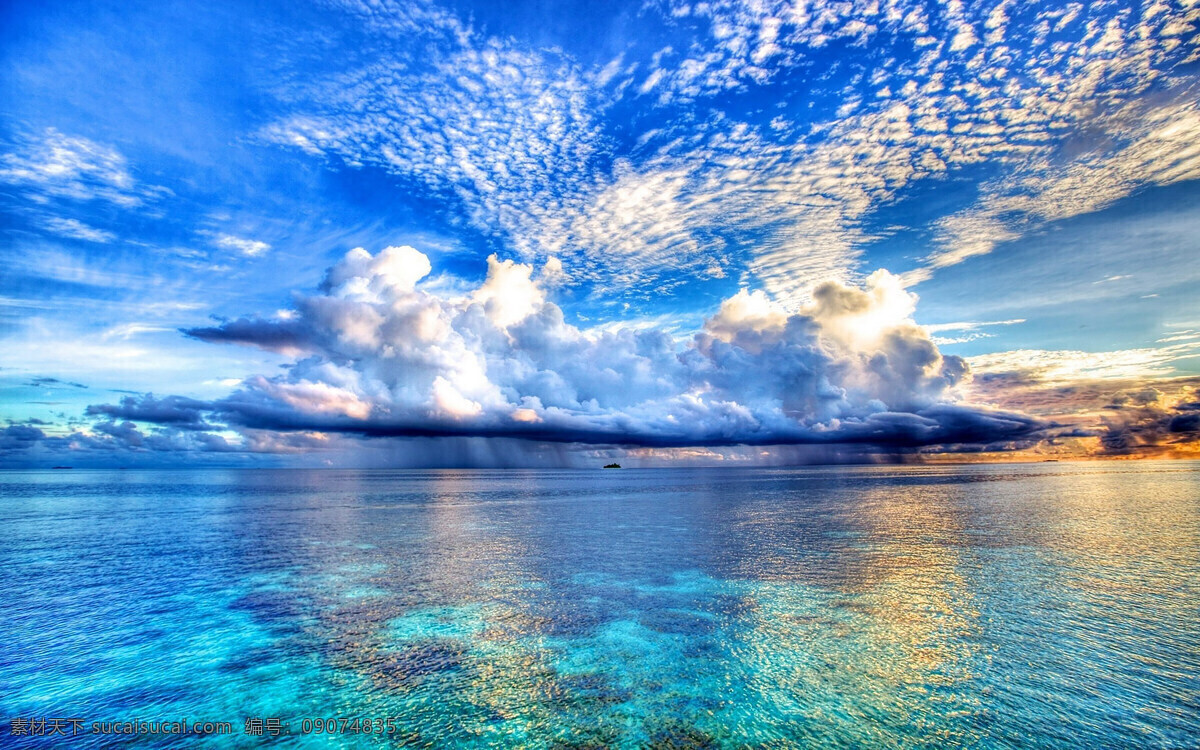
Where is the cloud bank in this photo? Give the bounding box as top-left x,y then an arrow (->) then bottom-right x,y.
967,362 -> 1200,459
169,246 -> 1042,452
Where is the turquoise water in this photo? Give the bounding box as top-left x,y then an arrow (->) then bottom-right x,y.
1,463 -> 1198,748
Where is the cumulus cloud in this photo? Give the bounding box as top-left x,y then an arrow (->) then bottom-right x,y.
156,247 -> 1043,451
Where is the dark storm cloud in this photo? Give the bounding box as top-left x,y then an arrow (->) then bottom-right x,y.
85,394 -> 215,430
183,317 -> 311,354
186,390 -> 1041,448
0,420 -> 241,465
0,424 -> 48,450
28,376 -> 88,389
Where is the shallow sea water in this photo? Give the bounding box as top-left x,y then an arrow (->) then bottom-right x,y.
1,462 -> 1198,748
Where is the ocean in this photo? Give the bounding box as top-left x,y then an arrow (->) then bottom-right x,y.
1,462 -> 1197,748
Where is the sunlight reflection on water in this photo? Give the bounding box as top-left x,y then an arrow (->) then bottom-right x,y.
1,462 -> 1197,747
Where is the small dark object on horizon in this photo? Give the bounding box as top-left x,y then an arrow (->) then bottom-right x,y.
51,466 -> 73,469
603,463 -> 621,469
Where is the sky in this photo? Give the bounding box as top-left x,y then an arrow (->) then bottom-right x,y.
1,0 -> 1198,467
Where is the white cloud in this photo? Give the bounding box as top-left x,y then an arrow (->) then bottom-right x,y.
902,6 -> 1200,282
627,0 -> 1200,297
924,318 -> 1026,334
472,254 -> 545,329
257,0 -> 1200,306
214,234 -> 271,257
0,128 -> 166,207
967,343 -> 1200,384
925,318 -> 1025,346
43,217 -> 116,243
262,378 -> 374,420
100,323 -> 172,341
323,245 -> 431,299
1158,331 -> 1199,344
259,22 -> 604,282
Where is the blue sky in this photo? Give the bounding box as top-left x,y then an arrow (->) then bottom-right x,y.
2,0 -> 1199,466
